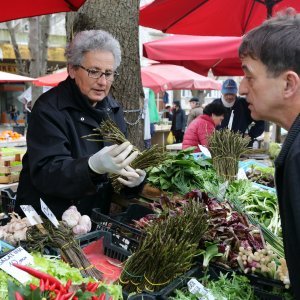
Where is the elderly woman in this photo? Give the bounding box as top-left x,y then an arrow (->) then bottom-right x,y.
16,30 -> 146,217
182,102 -> 226,152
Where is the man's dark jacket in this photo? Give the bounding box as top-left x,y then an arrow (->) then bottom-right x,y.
16,77 -> 127,218
212,97 -> 264,140
275,114 -> 300,299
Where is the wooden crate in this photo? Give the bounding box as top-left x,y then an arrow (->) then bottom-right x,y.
0,173 -> 20,184
0,154 -> 22,183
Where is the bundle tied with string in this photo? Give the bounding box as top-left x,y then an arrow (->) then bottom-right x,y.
83,119 -> 168,193
25,219 -> 103,280
208,129 -> 250,182
119,200 -> 209,293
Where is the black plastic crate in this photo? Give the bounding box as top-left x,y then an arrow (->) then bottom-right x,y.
253,287 -> 285,300
0,188 -> 16,214
102,230 -> 130,262
123,266 -> 202,300
91,204 -> 153,254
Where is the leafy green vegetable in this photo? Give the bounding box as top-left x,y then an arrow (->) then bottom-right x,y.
200,242 -> 223,268
147,149 -> 218,195
170,272 -> 255,300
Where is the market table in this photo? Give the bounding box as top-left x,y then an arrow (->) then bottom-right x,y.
151,124 -> 171,149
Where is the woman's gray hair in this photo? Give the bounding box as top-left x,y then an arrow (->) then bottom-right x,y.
65,30 -> 121,70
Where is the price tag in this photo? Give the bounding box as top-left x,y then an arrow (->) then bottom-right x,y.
20,205 -> 43,226
198,145 -> 212,158
237,168 -> 248,180
0,247 -> 34,284
40,199 -> 59,228
187,278 -> 216,300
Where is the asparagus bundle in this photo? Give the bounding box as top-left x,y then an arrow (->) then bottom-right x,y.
25,220 -> 103,280
84,119 -> 169,193
119,200 -> 209,293
208,129 -> 250,181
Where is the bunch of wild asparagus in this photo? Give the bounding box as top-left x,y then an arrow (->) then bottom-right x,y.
208,129 -> 250,181
119,200 -> 209,293
26,220 -> 103,280
84,119 -> 168,193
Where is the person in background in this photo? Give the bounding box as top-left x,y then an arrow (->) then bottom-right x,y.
171,100 -> 186,143
9,105 -> 19,126
16,30 -> 146,218
182,102 -> 226,152
186,96 -> 203,127
212,79 -> 264,146
238,9 -> 300,299
163,104 -> 173,121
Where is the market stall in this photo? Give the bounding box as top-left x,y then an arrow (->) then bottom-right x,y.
0,125 -> 289,300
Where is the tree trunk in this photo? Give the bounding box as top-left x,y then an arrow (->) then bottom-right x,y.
173,90 -> 181,101
65,0 -> 144,149
6,21 -> 27,75
29,16 -> 50,105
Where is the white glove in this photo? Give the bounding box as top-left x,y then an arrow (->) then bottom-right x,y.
117,167 -> 146,188
88,141 -> 139,177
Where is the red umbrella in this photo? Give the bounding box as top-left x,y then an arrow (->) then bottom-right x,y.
141,70 -> 172,92
142,64 -> 221,91
143,35 -> 243,76
140,0 -> 300,36
0,71 -> 35,83
0,0 -> 86,22
34,70 -> 68,86
35,65 -> 221,91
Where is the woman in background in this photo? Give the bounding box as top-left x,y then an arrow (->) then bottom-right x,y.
182,102 -> 226,152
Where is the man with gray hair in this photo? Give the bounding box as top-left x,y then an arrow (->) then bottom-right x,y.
212,78 -> 264,146
186,97 -> 203,127
239,9 -> 300,298
16,30 -> 146,217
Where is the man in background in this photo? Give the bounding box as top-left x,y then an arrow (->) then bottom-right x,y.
213,79 -> 264,146
186,97 -> 203,127
171,100 -> 186,143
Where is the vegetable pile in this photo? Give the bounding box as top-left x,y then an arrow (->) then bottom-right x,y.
25,220 -> 103,280
62,206 -> 92,235
237,246 -> 290,288
209,129 -> 250,181
120,199 -> 209,293
147,148 -> 217,195
0,212 -> 31,245
83,119 -> 168,193
170,272 -> 256,300
246,165 -> 275,188
9,263 -> 115,300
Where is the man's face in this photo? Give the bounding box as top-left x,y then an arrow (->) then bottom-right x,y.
190,101 -> 197,108
239,56 -> 283,122
69,50 -> 115,105
223,93 -> 236,103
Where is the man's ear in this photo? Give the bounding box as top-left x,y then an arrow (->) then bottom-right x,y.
284,71 -> 300,98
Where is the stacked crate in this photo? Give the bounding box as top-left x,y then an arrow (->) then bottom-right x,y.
0,153 -> 22,184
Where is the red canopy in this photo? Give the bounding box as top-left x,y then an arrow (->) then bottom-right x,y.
143,35 -> 243,76
140,0 -> 300,36
34,65 -> 221,91
0,0 -> 86,22
34,70 -> 68,87
0,71 -> 35,83
142,64 -> 221,92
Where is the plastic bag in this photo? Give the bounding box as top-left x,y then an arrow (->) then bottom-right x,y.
167,131 -> 175,144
